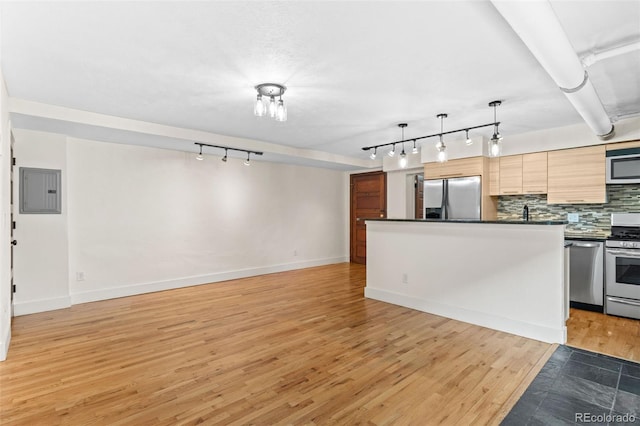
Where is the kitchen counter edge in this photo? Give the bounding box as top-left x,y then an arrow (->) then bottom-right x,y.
360,218 -> 568,225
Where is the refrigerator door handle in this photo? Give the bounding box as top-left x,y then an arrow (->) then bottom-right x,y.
441,180 -> 448,220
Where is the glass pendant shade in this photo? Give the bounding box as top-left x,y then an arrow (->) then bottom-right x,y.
399,150 -> 407,168
275,100 -> 286,122
268,96 -> 277,117
488,138 -> 502,157
254,94 -> 265,117
437,144 -> 447,163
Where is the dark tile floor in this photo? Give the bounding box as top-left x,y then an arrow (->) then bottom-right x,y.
502,345 -> 640,426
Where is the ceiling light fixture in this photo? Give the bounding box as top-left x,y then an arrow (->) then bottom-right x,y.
254,83 -> 287,122
436,114 -> 448,163
488,100 -> 503,158
194,143 -> 263,165
398,123 -> 408,169
465,130 -> 473,146
361,101 -> 503,161
369,147 -> 377,160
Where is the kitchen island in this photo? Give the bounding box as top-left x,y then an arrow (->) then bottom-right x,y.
364,219 -> 568,344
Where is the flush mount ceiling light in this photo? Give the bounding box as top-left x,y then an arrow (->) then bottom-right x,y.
254,83 -> 287,122
398,123 -> 408,169
194,143 -> 263,166
488,100 -> 503,158
361,101 -> 503,161
436,114 -> 448,163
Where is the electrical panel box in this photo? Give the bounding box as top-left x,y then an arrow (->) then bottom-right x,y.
19,167 -> 62,214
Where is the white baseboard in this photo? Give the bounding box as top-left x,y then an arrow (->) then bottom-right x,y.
13,295 -> 72,316
71,257 -> 348,305
0,323 -> 10,361
364,287 -> 566,344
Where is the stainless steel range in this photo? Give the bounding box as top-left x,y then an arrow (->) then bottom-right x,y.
605,213 -> 640,320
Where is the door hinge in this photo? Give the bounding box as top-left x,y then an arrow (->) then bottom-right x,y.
12,157 -> 16,166
12,221 -> 16,230
12,284 -> 16,293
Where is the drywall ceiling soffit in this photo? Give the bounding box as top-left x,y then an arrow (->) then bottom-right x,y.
1,1 -> 639,168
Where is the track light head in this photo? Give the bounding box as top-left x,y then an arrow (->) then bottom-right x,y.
388,144 -> 396,157
196,145 -> 204,161
369,148 -> 377,160
412,140 -> 418,154
244,152 -> 251,166
222,149 -> 228,162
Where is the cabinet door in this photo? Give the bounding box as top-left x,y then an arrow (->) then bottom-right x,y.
547,145 -> 606,204
424,157 -> 483,180
489,158 -> 500,196
499,155 -> 523,195
522,152 -> 547,194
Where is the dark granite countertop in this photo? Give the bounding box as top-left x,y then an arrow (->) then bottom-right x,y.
564,234 -> 608,242
361,218 -> 568,225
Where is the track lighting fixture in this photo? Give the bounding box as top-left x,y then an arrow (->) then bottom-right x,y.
194,143 -> 263,165
369,147 -> 377,160
488,100 -> 503,158
254,83 -> 287,122
361,100 -> 504,161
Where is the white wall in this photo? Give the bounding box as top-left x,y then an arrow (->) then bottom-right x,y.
365,220 -> 566,343
12,130 -> 70,315
0,69 -> 12,360
10,132 -> 348,313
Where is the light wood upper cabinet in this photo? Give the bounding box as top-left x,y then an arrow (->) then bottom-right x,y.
499,155 -> 523,195
522,152 -> 548,194
489,158 -> 500,196
424,157 -> 483,180
547,145 -> 606,204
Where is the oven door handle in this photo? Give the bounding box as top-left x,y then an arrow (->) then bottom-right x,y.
607,296 -> 640,307
606,249 -> 640,257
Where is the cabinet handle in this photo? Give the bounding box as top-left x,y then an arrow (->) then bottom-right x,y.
566,199 -> 585,202
441,173 -> 463,177
501,191 -> 520,194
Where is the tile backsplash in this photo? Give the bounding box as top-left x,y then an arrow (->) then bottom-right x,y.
497,184 -> 640,236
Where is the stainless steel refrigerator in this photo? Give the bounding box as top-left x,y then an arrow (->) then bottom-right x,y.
424,176 -> 481,220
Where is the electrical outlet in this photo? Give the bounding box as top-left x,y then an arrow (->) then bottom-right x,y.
402,273 -> 408,284
567,213 -> 580,223
76,272 -> 85,281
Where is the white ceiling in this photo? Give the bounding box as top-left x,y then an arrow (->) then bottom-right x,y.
1,1 -> 639,169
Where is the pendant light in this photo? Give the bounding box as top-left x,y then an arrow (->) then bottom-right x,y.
436,114 -> 448,163
488,101 -> 503,157
398,123 -> 408,168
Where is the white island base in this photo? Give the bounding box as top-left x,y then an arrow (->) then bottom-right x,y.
364,220 -> 567,344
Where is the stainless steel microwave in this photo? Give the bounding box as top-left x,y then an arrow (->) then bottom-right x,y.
606,147 -> 640,184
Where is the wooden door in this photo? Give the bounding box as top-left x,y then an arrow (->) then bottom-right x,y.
350,171 -> 386,264
414,174 -> 424,219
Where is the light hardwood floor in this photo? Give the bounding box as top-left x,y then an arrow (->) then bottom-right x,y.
566,308 -> 640,362
1,263 -> 557,425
